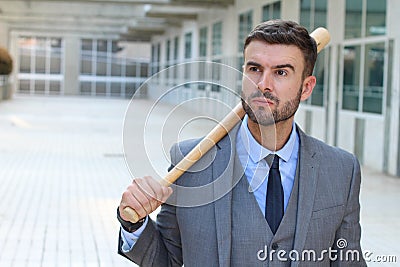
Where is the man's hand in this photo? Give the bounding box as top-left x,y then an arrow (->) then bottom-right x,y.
119,176 -> 173,222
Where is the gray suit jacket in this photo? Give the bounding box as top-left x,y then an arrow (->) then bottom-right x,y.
118,124 -> 366,266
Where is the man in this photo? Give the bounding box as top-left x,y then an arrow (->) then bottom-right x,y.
117,20 -> 366,266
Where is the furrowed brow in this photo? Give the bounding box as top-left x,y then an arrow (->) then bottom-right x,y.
245,61 -> 262,68
273,64 -> 295,72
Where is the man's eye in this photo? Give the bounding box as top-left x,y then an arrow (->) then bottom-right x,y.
276,70 -> 287,76
249,66 -> 260,72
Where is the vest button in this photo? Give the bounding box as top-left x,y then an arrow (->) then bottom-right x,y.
271,243 -> 279,250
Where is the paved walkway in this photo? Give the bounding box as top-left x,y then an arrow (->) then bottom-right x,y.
0,95 -> 399,266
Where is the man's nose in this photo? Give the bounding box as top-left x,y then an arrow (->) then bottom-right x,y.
257,72 -> 273,92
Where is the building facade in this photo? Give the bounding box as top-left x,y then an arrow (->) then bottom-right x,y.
0,1 -> 152,98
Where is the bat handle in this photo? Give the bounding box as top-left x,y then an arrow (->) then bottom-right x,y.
122,206 -> 141,223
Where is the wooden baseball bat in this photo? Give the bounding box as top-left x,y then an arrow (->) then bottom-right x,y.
123,27 -> 331,223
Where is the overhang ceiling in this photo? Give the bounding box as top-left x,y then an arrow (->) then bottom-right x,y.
0,0 -> 234,41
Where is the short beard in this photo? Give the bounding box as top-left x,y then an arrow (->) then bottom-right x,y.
241,87 -> 302,126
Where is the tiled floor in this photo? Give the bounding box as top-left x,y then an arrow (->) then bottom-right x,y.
0,95 -> 398,266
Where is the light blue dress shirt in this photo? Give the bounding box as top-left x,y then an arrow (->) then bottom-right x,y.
120,115 -> 299,251
236,115 -> 299,215
120,216 -> 148,252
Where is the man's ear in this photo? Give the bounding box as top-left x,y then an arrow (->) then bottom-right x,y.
300,75 -> 316,101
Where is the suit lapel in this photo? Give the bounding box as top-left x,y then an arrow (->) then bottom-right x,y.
292,127 -> 319,265
213,124 -> 242,267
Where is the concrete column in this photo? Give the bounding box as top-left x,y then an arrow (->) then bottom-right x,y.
326,0 -> 345,146
0,23 -> 9,48
387,0 -> 400,176
63,35 -> 80,95
282,0 -> 300,21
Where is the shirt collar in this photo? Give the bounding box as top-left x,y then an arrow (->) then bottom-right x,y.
238,115 -> 297,163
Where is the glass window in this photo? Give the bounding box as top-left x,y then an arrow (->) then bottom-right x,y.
49,81 -> 61,94
17,36 -> 64,95
363,42 -> 384,113
81,39 -> 92,75
151,44 -> 159,75
35,80 -> 45,93
238,10 -> 253,53
19,80 -> 30,93
111,41 -> 119,53
314,0 -> 327,28
345,0 -> 363,39
166,39 -> 171,64
198,61 -> 207,90
300,0 -> 312,30
140,63 -> 148,78
212,22 -> 222,56
156,43 -> 161,73
111,82 -> 121,96
19,53 -> 31,73
345,0 -> 386,39
35,54 -> 46,74
96,40 -> 108,76
342,45 -> 361,111
184,36 -> 191,87
50,56 -> 61,74
310,49 -> 326,106
300,0 -> 327,32
97,40 -> 107,53
80,81 -> 92,95
342,42 -> 387,114
300,0 -> 327,106
96,82 -> 106,95
273,2 -> 281,19
366,0 -> 386,36
173,37 -> 179,61
18,37 -> 33,73
211,59 -> 221,92
184,63 -> 191,88
171,38 -> 179,83
184,32 -> 192,59
199,27 -> 208,58
111,58 -> 122,76
151,44 -> 155,74
96,57 -> 107,76
165,39 -> 171,78
263,1 -> 281,22
125,83 -> 137,98
35,38 -> 46,74
126,63 -> 137,77
50,38 -> 62,74
81,54 -> 92,75
81,39 -> 93,51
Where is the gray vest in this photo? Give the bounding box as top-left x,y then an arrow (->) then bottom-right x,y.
231,158 -> 300,267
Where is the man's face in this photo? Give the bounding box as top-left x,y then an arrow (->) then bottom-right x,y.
241,40 -> 314,126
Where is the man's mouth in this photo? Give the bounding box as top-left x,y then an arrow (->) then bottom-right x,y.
252,97 -> 275,106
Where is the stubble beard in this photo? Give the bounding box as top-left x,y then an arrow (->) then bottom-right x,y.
241,87 -> 302,127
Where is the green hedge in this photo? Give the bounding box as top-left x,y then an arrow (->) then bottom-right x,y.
0,47 -> 13,75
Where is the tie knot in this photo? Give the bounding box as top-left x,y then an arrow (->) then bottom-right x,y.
266,154 -> 279,169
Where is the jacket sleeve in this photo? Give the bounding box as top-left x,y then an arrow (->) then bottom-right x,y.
117,143 -> 184,266
332,155 -> 367,266
118,203 -> 182,266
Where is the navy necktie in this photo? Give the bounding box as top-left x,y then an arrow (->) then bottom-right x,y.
265,154 -> 284,234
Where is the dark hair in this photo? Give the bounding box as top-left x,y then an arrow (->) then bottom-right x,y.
244,19 -> 317,78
